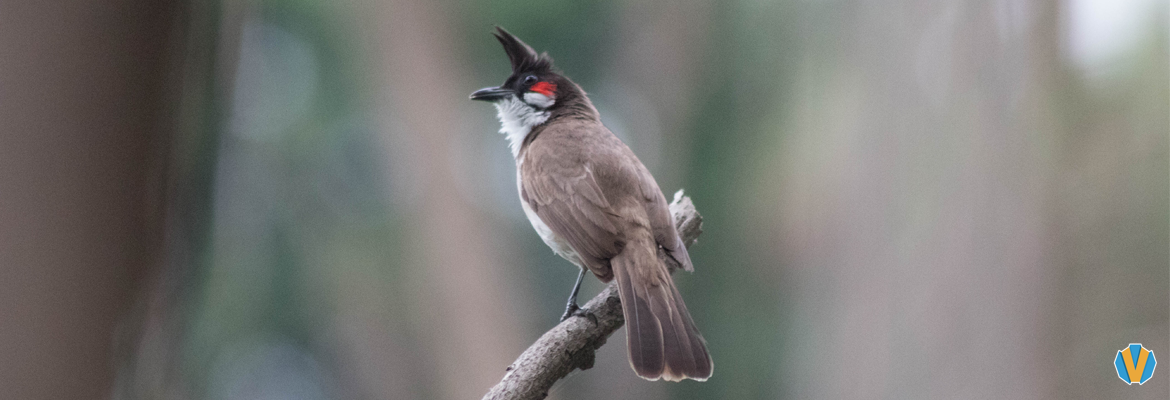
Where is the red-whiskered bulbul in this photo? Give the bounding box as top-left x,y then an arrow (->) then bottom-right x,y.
470,27 -> 713,382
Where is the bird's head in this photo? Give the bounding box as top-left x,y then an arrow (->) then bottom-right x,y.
469,26 -> 565,111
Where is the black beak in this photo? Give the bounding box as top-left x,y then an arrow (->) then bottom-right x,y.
470,86 -> 512,102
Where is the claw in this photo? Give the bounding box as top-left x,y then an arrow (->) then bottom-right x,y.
575,307 -> 598,325
560,304 -> 597,324
560,303 -> 580,322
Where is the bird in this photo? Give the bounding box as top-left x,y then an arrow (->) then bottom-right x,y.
469,26 -> 713,382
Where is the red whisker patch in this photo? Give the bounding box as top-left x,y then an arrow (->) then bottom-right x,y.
530,81 -> 557,96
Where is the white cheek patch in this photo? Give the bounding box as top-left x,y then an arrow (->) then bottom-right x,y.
523,92 -> 555,109
494,96 -> 550,157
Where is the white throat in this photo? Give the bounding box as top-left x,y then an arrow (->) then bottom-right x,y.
494,96 -> 550,158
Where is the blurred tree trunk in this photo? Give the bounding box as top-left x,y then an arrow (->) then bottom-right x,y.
603,0 -> 714,188
366,0 -> 528,399
0,0 -> 179,398
773,0 -> 1066,398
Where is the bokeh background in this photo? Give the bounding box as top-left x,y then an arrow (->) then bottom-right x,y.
1,0 -> 1167,399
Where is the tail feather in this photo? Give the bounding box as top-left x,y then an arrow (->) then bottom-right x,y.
612,239 -> 713,381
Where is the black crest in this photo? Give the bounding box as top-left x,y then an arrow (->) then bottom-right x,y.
493,26 -> 553,74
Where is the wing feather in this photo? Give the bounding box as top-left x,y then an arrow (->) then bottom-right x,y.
521,130 -> 626,277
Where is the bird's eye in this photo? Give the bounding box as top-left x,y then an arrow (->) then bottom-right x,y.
523,75 -> 538,85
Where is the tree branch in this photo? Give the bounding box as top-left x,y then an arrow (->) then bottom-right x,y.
482,190 -> 704,400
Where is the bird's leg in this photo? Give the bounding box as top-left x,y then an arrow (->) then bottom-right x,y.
560,267 -> 592,322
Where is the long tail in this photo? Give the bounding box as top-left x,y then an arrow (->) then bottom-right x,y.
611,236 -> 713,381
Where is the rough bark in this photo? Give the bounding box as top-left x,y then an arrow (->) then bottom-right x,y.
482,190 -> 704,400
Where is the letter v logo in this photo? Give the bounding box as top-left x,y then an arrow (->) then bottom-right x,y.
1115,343 -> 1157,385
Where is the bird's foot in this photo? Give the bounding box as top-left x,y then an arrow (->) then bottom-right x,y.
560,304 -> 597,324
559,303 -> 579,322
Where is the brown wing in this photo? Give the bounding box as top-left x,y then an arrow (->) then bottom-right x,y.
522,120 -> 694,277
636,165 -> 693,272
519,122 -> 635,280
